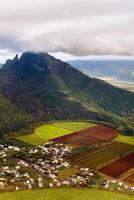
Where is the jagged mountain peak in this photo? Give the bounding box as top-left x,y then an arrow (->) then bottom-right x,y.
18,51 -> 77,74
2,55 -> 18,70
1,52 -> 77,76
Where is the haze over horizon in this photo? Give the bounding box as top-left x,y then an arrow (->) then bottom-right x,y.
1,0 -> 134,63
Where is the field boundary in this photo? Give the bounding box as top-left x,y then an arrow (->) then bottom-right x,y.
98,149 -> 134,170
120,167 -> 134,180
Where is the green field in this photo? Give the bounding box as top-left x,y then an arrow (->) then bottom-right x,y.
0,188 -> 133,200
51,122 -> 94,131
17,134 -> 44,145
115,135 -> 134,146
17,121 -> 95,145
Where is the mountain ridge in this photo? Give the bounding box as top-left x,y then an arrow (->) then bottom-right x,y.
0,52 -> 134,135
68,59 -> 134,92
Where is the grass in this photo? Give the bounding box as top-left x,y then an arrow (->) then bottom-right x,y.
35,125 -> 71,140
0,188 -> 133,200
115,135 -> 134,146
17,134 -> 44,145
17,121 -> 95,145
51,122 -> 95,131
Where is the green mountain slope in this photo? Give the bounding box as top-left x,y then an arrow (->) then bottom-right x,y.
0,94 -> 32,134
0,52 -> 133,135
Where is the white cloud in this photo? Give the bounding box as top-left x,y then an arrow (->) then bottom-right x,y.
0,0 -> 134,61
0,49 -> 20,63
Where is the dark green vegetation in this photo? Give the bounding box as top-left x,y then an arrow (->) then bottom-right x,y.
0,94 -> 31,134
0,52 -> 133,135
0,188 -> 133,200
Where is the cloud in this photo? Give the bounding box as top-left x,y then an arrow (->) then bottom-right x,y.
0,0 -> 134,61
0,48 -> 20,63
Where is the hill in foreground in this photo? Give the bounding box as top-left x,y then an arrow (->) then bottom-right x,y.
0,188 -> 133,200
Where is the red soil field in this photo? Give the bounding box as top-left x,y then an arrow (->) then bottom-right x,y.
124,173 -> 134,185
99,152 -> 134,178
52,125 -> 118,145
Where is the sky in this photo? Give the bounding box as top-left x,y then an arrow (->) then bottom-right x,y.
0,0 -> 134,62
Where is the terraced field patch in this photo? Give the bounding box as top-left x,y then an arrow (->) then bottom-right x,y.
59,167 -> 79,181
99,152 -> 134,179
17,121 -> 95,145
124,172 -> 134,185
115,135 -> 134,146
69,142 -> 134,169
53,125 -> 118,145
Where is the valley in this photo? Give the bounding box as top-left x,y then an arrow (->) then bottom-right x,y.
68,60 -> 134,92
0,53 -> 133,199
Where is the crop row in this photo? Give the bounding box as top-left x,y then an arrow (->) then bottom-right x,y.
69,142 -> 134,169
99,152 -> 134,178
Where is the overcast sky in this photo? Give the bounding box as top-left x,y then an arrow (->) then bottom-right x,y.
0,0 -> 134,62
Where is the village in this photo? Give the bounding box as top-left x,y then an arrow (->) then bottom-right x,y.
0,141 -> 133,195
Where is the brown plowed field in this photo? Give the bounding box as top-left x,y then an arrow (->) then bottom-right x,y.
124,173 -> 134,185
52,125 -> 118,145
69,142 -> 134,169
99,152 -> 134,178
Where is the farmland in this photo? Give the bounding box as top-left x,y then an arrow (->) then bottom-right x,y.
35,122 -> 95,140
124,173 -> 134,185
17,121 -> 95,145
53,125 -> 118,145
99,152 -> 134,178
17,134 -> 45,145
69,142 -> 134,169
58,167 -> 79,181
16,121 -> 134,188
51,122 -> 95,131
0,188 -> 133,200
115,135 -> 134,145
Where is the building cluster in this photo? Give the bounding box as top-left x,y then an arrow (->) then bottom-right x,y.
49,167 -> 134,194
101,179 -> 134,192
0,142 -> 133,195
0,142 -> 72,191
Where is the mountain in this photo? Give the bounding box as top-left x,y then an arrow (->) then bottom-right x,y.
0,52 -> 134,135
0,94 -> 31,134
68,60 -> 134,92
0,64 -> 3,68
